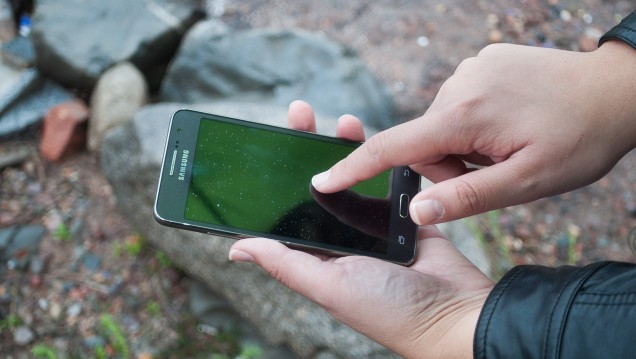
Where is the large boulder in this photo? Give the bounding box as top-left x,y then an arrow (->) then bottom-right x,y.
30,0 -> 204,91
160,20 -> 397,131
101,101 -> 397,358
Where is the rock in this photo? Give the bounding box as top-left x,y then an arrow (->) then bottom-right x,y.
0,145 -> 33,170
29,255 -> 44,274
189,280 -> 297,358
49,301 -> 62,319
39,100 -> 89,162
84,335 -> 106,349
161,20 -> 396,131
14,326 -> 35,345
38,298 -> 48,310
81,252 -> 102,272
0,226 -> 15,250
0,226 -> 45,270
88,62 -> 148,151
0,0 -> 15,42
30,0 -> 204,91
29,274 -> 43,288
101,101 -> 395,358
0,69 -> 75,137
66,302 -> 82,318
1,36 -> 35,68
488,29 -> 503,43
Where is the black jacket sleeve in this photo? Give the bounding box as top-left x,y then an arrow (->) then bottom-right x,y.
474,262 -> 636,359
599,11 -> 636,49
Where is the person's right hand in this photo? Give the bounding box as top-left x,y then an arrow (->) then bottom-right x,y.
312,41 -> 636,225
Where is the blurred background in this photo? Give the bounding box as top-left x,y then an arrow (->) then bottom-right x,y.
1,0 -> 635,358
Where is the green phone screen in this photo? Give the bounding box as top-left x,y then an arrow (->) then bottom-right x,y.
184,117 -> 391,253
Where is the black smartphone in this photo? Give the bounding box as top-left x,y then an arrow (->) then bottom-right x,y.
154,109 -> 420,265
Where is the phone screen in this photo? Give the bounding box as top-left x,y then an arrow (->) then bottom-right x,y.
183,117 -> 392,254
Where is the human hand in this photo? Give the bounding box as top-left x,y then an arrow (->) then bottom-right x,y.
312,41 -> 636,225
229,101 -> 493,359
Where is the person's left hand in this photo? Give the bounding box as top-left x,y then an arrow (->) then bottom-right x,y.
228,101 -> 494,359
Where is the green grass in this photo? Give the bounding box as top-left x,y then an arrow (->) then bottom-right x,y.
154,250 -> 172,268
54,223 -> 71,242
112,233 -> 145,258
100,314 -> 129,359
0,314 -> 21,332
31,344 -> 57,359
145,300 -> 161,317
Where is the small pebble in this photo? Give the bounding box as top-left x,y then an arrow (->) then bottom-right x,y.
416,36 -> 430,47
38,298 -> 49,310
13,326 -> 35,346
49,302 -> 62,319
67,302 -> 82,318
30,274 -> 43,288
29,255 -> 44,274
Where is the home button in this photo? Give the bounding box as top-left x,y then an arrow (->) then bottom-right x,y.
399,194 -> 409,218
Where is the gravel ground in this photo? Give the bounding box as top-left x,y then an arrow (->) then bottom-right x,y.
2,0 -> 636,357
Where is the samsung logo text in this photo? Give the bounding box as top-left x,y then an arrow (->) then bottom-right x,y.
178,150 -> 189,181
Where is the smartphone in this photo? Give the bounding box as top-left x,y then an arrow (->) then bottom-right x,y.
154,109 -> 420,265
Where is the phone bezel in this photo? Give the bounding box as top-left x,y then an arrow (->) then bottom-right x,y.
154,109 -> 420,265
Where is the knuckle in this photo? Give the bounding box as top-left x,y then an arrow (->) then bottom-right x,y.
265,253 -> 291,287
364,132 -> 391,167
477,43 -> 501,57
454,178 -> 489,214
454,56 -> 478,74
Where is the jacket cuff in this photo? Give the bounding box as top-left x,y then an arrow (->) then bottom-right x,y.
473,263 -> 606,359
599,11 -> 636,49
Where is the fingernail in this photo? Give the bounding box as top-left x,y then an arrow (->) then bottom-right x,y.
411,199 -> 444,224
229,249 -> 254,263
311,170 -> 330,189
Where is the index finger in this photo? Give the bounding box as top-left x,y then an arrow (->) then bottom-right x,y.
312,116 -> 448,193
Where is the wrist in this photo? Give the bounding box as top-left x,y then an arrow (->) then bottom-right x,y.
591,40 -> 636,152
404,290 -> 489,359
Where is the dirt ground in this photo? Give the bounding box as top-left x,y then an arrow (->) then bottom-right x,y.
2,0 -> 636,357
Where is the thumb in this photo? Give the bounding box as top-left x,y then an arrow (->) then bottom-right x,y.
229,238 -> 340,304
409,157 -> 535,224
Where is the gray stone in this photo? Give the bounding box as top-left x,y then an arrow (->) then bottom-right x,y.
0,0 -> 14,42
0,71 -> 75,137
0,226 -> 15,250
0,67 -> 38,114
1,36 -> 34,68
161,20 -> 397,131
0,144 -> 32,170
101,101 -> 396,358
88,62 -> 148,151
31,0 -> 204,91
13,326 -> 35,346
29,255 -> 44,274
66,302 -> 82,318
189,280 -> 297,358
0,225 -> 45,263
81,252 -> 101,272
